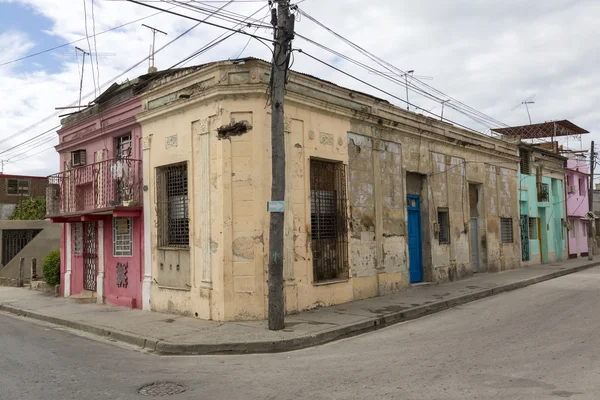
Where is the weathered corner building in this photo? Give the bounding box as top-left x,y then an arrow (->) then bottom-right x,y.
136,58 -> 521,321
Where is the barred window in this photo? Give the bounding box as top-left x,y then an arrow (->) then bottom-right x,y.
528,218 -> 538,240
113,217 -> 133,256
310,159 -> 348,282
156,162 -> 189,248
501,218 -> 514,243
438,208 -> 450,244
73,223 -> 83,254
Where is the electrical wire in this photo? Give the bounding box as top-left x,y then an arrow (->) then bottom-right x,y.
0,125 -> 61,156
296,8 -> 509,131
0,1 -> 221,151
165,0 -> 273,28
10,144 -> 58,163
174,3 -> 269,69
0,0 -> 261,156
0,7 -> 178,68
297,49 -> 485,135
125,0 -> 275,43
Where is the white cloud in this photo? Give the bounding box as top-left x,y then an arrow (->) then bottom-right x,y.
0,0 -> 598,176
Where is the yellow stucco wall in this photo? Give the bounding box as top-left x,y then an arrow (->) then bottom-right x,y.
137,59 -> 521,321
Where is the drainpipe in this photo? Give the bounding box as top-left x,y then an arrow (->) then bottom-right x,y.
565,167 -> 570,259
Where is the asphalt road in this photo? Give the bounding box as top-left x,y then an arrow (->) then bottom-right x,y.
3,268 -> 600,400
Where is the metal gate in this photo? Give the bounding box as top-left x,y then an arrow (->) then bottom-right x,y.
1,229 -> 42,266
310,160 -> 348,282
520,214 -> 530,261
83,222 -> 97,291
470,218 -> 480,272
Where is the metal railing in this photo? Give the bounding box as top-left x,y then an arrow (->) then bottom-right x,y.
46,158 -> 142,216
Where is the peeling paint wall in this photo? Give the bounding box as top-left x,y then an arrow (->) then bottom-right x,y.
137,59 -> 522,321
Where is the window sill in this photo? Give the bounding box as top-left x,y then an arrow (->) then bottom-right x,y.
313,278 -> 349,287
158,246 -> 190,251
157,285 -> 191,292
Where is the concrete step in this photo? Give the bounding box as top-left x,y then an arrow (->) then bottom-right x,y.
70,291 -> 97,304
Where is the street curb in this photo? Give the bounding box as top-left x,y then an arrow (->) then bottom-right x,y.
2,261 -> 599,355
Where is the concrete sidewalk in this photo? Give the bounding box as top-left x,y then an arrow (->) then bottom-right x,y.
1,258 -> 598,355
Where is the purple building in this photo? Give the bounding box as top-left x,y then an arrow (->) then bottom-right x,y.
565,156 -> 590,258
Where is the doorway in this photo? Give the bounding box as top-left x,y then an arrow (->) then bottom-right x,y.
83,222 -> 97,291
407,195 -> 423,283
538,208 -> 548,262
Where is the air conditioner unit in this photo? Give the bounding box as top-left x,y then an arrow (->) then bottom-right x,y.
568,185 -> 576,194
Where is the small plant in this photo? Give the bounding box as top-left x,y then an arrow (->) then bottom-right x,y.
42,249 -> 60,286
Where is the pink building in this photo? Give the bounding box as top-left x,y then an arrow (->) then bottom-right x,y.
47,82 -> 146,308
565,156 -> 589,258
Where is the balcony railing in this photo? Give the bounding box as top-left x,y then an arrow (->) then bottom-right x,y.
537,182 -> 549,203
46,158 -> 142,216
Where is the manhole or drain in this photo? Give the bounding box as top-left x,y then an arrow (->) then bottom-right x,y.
138,382 -> 187,396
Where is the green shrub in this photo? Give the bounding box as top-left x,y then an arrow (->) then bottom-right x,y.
9,196 -> 46,220
42,249 -> 60,286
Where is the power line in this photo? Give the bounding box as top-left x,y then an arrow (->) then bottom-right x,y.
298,49 -> 487,136
0,0 -> 257,157
174,3 -> 270,68
125,0 -> 275,43
0,126 -> 60,156
0,3 -> 212,151
296,8 -> 509,131
163,0 -> 273,28
0,7 -> 176,68
10,145 -> 58,163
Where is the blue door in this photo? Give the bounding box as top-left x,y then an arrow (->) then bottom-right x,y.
407,195 -> 423,283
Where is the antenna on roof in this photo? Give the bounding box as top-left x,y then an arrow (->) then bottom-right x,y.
142,24 -> 167,73
511,94 -> 536,124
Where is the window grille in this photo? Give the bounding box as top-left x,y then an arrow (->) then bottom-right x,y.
310,159 -> 348,282
583,221 -> 588,237
570,219 -> 576,238
437,208 -> 450,244
537,183 -> 549,202
113,217 -> 133,256
73,223 -> 83,254
528,218 -> 538,240
500,218 -> 514,243
7,179 -> 29,195
520,150 -> 531,175
156,162 -> 189,248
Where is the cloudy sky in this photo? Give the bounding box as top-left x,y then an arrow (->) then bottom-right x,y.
0,0 -> 598,177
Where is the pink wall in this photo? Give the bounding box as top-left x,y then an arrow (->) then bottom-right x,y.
102,217 -> 144,308
57,97 -> 143,169
566,158 -> 590,256
55,96 -> 145,308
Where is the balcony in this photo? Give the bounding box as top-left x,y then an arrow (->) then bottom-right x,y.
537,182 -> 549,203
46,158 -> 142,218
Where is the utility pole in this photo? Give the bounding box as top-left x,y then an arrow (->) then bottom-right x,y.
142,24 -> 167,73
589,141 -> 595,261
268,0 -> 294,331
